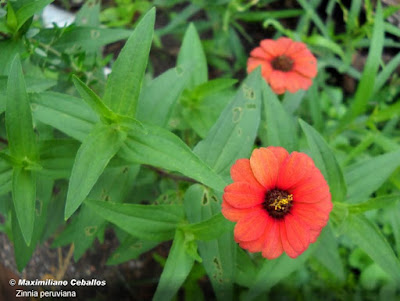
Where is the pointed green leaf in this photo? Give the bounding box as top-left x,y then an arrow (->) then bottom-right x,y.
6,55 -> 37,161
49,27 -> 132,52
31,92 -> 98,141
262,81 -> 298,152
12,167 -> 36,245
177,23 -> 207,89
11,208 -> 35,271
65,124 -> 126,219
72,75 -> 117,121
346,195 -> 400,214
246,245 -> 315,300
299,119 -> 347,203
85,200 -> 184,241
107,236 -> 158,265
194,70 -> 262,178
53,165 -> 139,261
153,230 -> 195,301
136,65 -> 190,127
184,185 -> 235,301
339,2 -> 384,128
0,159 -> 12,196
12,175 -> 53,270
344,150 -> 400,203
342,214 -> 400,283
314,225 -> 345,282
118,123 -> 227,192
103,8 -> 155,117
38,139 -> 80,179
15,0 -> 54,32
181,213 -> 232,241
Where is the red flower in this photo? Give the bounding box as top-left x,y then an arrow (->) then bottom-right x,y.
222,147 -> 332,259
247,37 -> 317,95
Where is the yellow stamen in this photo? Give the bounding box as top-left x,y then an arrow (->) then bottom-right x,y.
269,194 -> 293,211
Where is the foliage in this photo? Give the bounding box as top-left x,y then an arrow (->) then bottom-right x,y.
0,0 -> 400,300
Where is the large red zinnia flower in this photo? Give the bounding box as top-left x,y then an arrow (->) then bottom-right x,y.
222,146 -> 332,259
247,37 -> 317,95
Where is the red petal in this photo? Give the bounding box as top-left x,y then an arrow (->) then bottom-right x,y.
268,71 -> 287,95
284,41 -> 307,56
223,182 -> 265,209
230,159 -> 265,190
247,58 -> 273,78
284,214 -> 310,254
285,72 -> 313,93
239,214 -> 276,253
293,55 -> 317,78
249,148 -> 281,190
234,209 -> 269,242
292,201 -> 332,230
250,46 -> 273,60
268,146 -> 289,166
261,219 -> 284,259
221,201 -> 261,222
279,222 -> 299,258
276,152 -> 315,190
291,169 -> 331,203
260,39 -> 284,57
309,228 -> 322,243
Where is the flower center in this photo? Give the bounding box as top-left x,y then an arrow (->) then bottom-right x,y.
263,189 -> 293,219
271,55 -> 294,72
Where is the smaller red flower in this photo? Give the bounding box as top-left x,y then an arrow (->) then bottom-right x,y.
247,37 -> 317,95
222,147 -> 332,259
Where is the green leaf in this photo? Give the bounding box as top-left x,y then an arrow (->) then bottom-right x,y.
184,185 -> 235,301
153,229 -> 195,301
344,150 -> 400,203
6,55 -> 37,162
107,236 -> 158,265
6,3 -> 18,31
12,175 -> 53,271
11,208 -> 35,271
339,2 -> 384,128
15,0 -> 54,32
182,89 -> 235,139
0,40 -> 24,76
299,119 -> 347,203
314,224 -> 345,282
31,92 -> 98,141
136,65 -> 190,127
103,8 -> 155,117
342,214 -> 400,283
0,160 -> 12,196
118,123 -> 227,192
245,245 -> 315,300
53,164 -> 139,260
261,81 -> 298,152
194,69 -> 262,178
50,27 -> 132,52
181,213 -> 232,241
85,200 -> 184,241
390,202 -> 400,256
12,167 -> 36,245
373,51 -> 400,95
65,124 -> 126,219
75,0 -> 100,27
72,75 -> 117,122
346,195 -> 400,214
176,23 -> 207,89
38,139 -> 80,179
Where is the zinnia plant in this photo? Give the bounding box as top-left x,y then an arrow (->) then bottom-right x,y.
247,37 -> 317,94
222,146 -> 332,259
